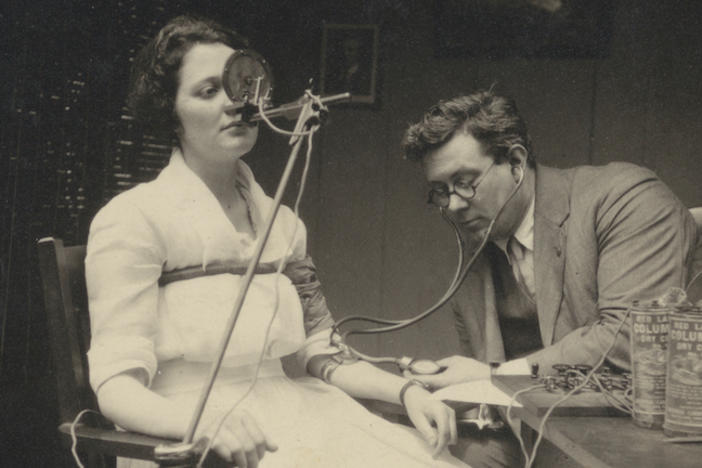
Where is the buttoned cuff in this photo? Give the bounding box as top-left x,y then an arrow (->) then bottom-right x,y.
494,358 -> 531,375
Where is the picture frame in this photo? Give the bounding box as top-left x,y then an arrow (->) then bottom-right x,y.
320,23 -> 379,106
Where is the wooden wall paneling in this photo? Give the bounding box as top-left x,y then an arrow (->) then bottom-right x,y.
475,58 -> 595,168
302,0 -> 702,360
311,109 -> 389,355
637,2 -> 702,207
373,54 -> 483,360
590,0 -> 658,168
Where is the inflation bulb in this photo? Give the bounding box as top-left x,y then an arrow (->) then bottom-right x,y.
397,356 -> 446,375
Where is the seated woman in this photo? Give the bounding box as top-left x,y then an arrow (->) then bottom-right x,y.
86,15 -> 468,468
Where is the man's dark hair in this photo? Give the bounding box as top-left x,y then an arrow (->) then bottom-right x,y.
127,15 -> 249,140
402,90 -> 535,167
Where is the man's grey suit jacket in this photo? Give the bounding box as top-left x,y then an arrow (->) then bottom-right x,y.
450,162 -> 698,374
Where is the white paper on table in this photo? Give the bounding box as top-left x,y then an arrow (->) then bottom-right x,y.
429,379 -> 522,407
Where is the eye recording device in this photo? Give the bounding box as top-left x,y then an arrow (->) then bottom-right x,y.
221,49 -> 350,124
222,49 -> 273,108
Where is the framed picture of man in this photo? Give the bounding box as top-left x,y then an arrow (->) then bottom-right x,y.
320,23 -> 379,105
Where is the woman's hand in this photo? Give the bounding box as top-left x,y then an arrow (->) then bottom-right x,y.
200,409 -> 278,467
402,385 -> 457,458
96,373 -> 277,467
404,355 -> 490,389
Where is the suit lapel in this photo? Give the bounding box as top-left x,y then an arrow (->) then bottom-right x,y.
533,165 -> 571,346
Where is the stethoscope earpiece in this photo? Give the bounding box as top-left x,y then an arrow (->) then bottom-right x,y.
512,163 -> 525,185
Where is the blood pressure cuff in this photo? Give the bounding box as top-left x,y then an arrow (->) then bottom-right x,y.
283,255 -> 336,338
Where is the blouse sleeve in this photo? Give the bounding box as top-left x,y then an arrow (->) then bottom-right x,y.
85,196 -> 165,393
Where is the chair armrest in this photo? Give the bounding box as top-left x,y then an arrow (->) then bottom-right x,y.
58,423 -> 230,467
58,422 -> 174,460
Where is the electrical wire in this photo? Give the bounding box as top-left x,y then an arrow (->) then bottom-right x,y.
685,268 -> 702,294
181,91 -> 327,445
508,309 -> 632,468
196,126 -> 316,467
69,408 -> 101,468
505,384 -> 545,465
256,96 -> 316,138
66,92 -> 323,466
577,370 -> 632,414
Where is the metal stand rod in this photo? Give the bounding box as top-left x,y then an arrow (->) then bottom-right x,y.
247,92 -> 350,122
181,97 -> 318,445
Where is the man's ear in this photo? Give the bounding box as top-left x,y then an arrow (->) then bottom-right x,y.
507,144 -> 528,182
507,144 -> 527,168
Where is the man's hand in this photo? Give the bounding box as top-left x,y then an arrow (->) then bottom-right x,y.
402,385 -> 457,458
403,355 -> 490,389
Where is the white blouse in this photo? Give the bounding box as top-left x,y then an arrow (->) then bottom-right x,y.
86,149 -> 336,392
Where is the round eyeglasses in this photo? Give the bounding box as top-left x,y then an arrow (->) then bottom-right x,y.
427,162 -> 495,208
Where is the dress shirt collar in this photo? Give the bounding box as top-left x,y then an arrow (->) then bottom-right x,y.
494,192 -> 535,256
513,195 -> 535,252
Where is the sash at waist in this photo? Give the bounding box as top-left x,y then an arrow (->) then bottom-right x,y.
151,358 -> 286,396
159,262 -> 277,286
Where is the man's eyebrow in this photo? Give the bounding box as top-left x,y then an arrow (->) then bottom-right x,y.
454,168 -> 481,177
445,170 -> 480,184
428,168 -> 480,185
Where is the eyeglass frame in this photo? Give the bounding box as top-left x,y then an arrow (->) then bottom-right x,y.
426,161 -> 496,208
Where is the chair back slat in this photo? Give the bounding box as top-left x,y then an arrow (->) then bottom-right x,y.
38,237 -> 95,423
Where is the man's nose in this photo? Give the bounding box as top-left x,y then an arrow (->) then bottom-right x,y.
446,192 -> 470,212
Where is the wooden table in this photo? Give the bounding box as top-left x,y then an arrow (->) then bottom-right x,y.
493,375 -> 702,468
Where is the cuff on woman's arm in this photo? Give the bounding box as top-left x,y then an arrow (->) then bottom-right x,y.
295,328 -> 342,372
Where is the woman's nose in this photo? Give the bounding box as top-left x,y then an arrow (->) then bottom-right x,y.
223,100 -> 241,116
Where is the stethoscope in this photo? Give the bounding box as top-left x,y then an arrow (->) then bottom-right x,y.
215,50 -> 530,377
158,49 -> 528,463
332,161 -> 527,375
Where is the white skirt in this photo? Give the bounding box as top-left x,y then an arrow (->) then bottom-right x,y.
117,358 -> 468,468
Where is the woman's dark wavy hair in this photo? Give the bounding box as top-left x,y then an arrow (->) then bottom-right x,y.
127,15 -> 249,140
402,90 -> 535,167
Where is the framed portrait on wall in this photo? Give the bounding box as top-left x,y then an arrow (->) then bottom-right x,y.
320,23 -> 379,106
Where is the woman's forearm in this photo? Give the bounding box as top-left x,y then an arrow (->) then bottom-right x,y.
313,358 -> 408,404
96,371 -> 191,440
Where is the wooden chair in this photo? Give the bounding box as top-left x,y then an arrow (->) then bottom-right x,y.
37,237 -> 225,467
37,237 -> 407,467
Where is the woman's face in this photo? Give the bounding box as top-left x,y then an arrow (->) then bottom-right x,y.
174,42 -> 258,163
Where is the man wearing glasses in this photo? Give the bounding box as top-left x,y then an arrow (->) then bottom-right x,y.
401,90 -> 698,467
